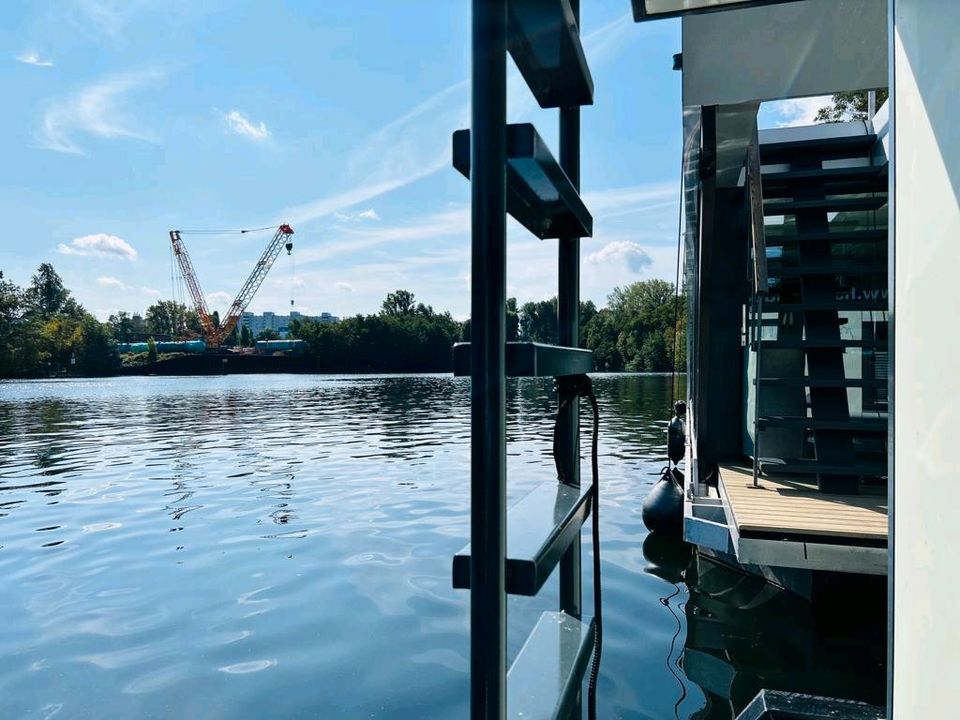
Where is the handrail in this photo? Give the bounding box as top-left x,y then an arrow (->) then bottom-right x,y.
746,123 -> 767,488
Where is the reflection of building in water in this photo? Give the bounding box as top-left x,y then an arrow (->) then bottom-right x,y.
641,534 -> 885,719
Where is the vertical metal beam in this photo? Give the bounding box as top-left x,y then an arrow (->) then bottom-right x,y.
557,0 -> 582,621
470,1 -> 507,718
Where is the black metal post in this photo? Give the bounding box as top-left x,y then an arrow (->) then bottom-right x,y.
470,1 -> 508,718
557,1 -> 582,621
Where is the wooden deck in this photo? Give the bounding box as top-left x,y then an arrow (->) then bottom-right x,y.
719,464 -> 888,544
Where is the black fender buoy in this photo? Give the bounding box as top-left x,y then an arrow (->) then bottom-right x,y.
668,400 -> 687,465
642,466 -> 684,536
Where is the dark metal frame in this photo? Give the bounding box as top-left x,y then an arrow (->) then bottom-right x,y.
631,0 -> 805,22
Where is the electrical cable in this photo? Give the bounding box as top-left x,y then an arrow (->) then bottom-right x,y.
177,225 -> 276,236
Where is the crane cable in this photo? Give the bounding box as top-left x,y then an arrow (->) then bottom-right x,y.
177,225 -> 277,236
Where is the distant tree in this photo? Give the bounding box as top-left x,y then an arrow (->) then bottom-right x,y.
147,338 -> 158,364
505,297 -> 519,342
0,272 -> 24,376
381,289 -> 416,317
212,310 -> 221,329
108,311 -> 135,342
257,329 -> 280,341
145,300 -> 196,337
24,263 -> 78,318
223,324 -> 239,347
240,325 -> 253,347
816,89 -> 889,123
77,316 -> 118,375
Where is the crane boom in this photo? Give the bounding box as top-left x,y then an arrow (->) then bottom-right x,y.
168,224 -> 295,347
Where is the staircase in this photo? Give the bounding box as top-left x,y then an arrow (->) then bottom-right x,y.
453,2 -> 598,718
748,127 -> 889,495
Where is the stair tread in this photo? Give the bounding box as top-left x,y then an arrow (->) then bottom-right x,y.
754,338 -> 885,349
764,197 -> 887,215
452,479 -> 593,596
758,415 -> 887,432
763,165 -> 886,183
453,341 -> 593,378
766,230 -> 887,246
756,377 -> 886,388
768,263 -> 886,277
766,299 -> 887,312
759,134 -> 878,163
508,611 -> 596,719
760,457 -> 887,477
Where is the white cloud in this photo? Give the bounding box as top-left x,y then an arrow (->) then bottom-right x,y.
141,287 -> 161,298
761,96 -> 830,128
587,241 -> 653,273
96,275 -> 130,289
38,69 -> 163,155
57,233 -> 138,260
16,52 -> 54,68
224,110 -> 270,141
334,281 -> 355,293
205,291 -> 232,309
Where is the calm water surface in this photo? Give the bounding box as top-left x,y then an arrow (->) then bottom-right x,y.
0,375 -> 881,719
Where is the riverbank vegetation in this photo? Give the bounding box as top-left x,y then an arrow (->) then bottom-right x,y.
2,263 -> 685,378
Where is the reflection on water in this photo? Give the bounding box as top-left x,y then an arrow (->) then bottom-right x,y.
0,374 -> 881,718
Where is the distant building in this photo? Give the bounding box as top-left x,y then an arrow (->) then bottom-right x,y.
240,310 -> 338,338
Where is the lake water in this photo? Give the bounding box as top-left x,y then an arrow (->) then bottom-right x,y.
0,374 -> 883,719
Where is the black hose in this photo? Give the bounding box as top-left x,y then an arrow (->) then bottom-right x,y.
553,374 -> 602,719
585,383 -> 602,720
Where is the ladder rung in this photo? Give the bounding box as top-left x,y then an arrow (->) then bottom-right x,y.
508,0 -> 594,109
453,341 -> 593,378
452,480 -> 592,596
508,612 -> 595,720
453,124 -> 593,239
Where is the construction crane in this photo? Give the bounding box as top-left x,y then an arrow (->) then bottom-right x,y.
168,224 -> 295,347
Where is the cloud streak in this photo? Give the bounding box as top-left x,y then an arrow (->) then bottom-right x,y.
57,233 -> 138,260
37,69 -> 163,155
281,11 -> 637,226
16,52 -> 54,67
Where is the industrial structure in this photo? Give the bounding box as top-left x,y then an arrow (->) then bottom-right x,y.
168,224 -> 295,347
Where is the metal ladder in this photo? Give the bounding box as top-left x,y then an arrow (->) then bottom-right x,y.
450,2 -> 597,718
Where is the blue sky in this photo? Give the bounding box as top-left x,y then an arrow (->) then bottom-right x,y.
1,1 -> 812,321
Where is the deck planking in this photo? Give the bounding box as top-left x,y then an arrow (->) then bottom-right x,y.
719,464 -> 888,543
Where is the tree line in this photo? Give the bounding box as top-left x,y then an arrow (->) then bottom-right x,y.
2,263 -> 685,378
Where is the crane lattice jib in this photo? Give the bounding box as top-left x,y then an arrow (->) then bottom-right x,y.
218,224 -> 295,345
169,230 -> 218,340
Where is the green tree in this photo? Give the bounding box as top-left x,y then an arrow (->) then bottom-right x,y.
381,289 -> 416,317
24,263 -> 80,318
257,329 -> 280,341
0,272 -> 24,376
145,300 -> 198,338
240,325 -> 253,347
147,338 -> 158,363
816,89 -> 889,123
